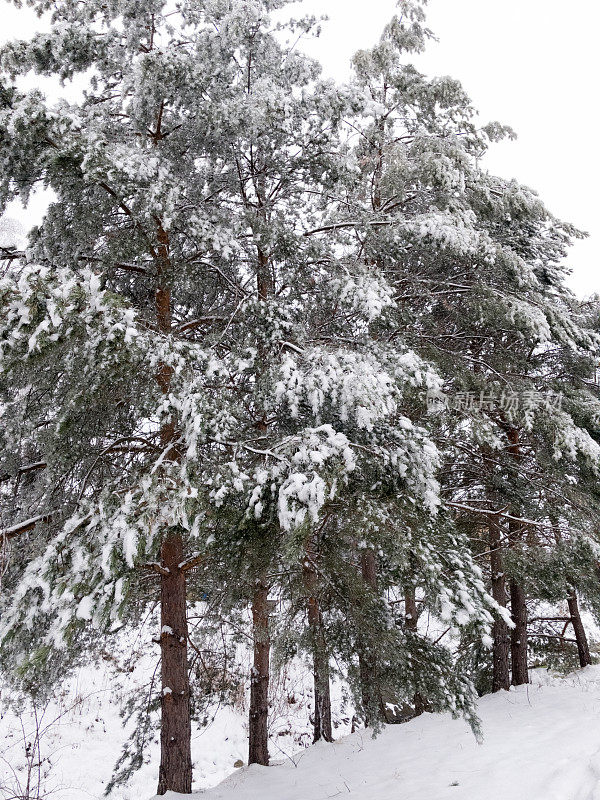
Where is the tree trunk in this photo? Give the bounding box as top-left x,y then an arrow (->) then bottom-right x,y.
510,579 -> 529,685
568,590 -> 592,668
489,517 -> 510,692
404,585 -> 428,715
404,585 -> 418,633
154,222 -> 193,794
506,429 -> 528,686
247,184 -> 274,765
157,532 -> 192,795
312,634 -> 333,743
249,581 -> 270,766
358,548 -> 386,725
303,548 -> 333,743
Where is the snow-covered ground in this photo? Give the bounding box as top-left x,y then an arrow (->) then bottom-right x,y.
180,668 -> 600,800
0,647 -> 352,800
4,663 -> 600,800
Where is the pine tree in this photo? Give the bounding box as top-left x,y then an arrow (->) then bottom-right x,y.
323,0 -> 600,693
0,0 -> 499,787
5,2 -> 597,790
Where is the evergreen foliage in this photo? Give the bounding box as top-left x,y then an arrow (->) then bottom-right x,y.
1,0 -> 599,793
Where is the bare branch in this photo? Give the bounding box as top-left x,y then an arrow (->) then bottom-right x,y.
179,554 -> 206,572
0,511 -> 58,541
0,462 -> 47,483
142,562 -> 171,577
303,219 -> 400,237
446,502 -> 555,530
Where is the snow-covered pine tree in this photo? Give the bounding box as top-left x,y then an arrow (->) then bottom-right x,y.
502,310 -> 600,676
321,0 -> 600,693
164,0 -> 499,746
0,0 -> 350,786
274,0 -> 507,716
0,0 -> 509,784
269,1 -> 507,727
0,0 -> 502,789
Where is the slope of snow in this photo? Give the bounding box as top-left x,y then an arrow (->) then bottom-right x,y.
153,668 -> 600,800
4,664 -> 600,799
0,649 -> 351,799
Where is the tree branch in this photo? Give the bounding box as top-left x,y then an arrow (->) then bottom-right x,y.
0,511 -> 58,541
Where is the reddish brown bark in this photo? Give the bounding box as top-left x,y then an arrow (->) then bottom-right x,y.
404,585 -> 418,633
489,517 -> 510,692
568,591 -> 592,668
249,582 -> 270,766
157,533 -> 192,795
303,548 -> 333,743
358,549 -> 386,725
247,181 -> 274,763
153,221 -> 192,794
509,579 -> 529,685
505,430 -> 529,686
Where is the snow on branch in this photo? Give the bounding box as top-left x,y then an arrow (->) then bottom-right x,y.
0,511 -> 58,541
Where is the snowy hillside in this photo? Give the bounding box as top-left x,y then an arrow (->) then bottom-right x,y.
0,650 -> 352,800
4,663 -> 600,800
165,668 -> 600,800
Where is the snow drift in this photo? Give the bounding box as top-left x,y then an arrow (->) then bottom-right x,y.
151,668 -> 600,800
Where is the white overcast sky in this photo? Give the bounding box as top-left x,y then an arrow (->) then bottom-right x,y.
2,0 -> 599,297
